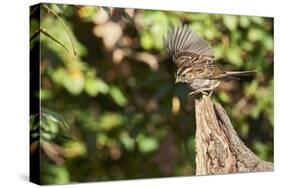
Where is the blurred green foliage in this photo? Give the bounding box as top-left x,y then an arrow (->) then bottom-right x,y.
30,4 -> 273,184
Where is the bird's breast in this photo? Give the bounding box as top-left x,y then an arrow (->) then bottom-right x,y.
188,79 -> 219,90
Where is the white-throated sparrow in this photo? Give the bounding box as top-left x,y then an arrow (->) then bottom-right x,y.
165,25 -> 256,96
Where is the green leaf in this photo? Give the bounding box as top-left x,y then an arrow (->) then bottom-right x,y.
251,17 -> 263,25
43,5 -> 77,55
262,36 -> 273,51
39,27 -> 70,53
245,81 -> 258,97
42,163 -> 70,184
218,91 -> 231,103
85,77 -> 98,96
119,132 -> 135,151
63,72 -> 85,95
223,15 -> 238,31
98,113 -> 124,131
95,79 -> 109,94
253,141 -> 271,160
140,32 -> 153,50
96,133 -> 109,147
40,89 -> 53,100
137,135 -> 159,153
53,4 -> 67,13
226,47 -> 242,66
41,108 -> 69,129
239,122 -> 250,138
248,28 -> 264,42
109,86 -> 128,106
85,77 -> 109,96
239,16 -> 250,28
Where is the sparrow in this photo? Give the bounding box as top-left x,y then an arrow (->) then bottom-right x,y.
164,24 -> 256,96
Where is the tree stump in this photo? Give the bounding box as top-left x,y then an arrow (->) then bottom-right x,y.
195,95 -> 273,175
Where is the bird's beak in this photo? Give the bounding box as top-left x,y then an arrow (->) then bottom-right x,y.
175,78 -> 180,83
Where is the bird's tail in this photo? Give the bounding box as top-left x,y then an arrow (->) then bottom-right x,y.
225,70 -> 257,76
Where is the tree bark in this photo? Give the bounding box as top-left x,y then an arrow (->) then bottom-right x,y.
195,95 -> 273,175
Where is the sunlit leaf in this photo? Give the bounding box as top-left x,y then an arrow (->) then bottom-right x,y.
137,135 -> 159,153
239,16 -> 250,28
248,28 -> 264,42
85,77 -> 109,96
63,70 -> 85,95
140,32 -> 153,50
98,113 -> 124,131
223,15 -> 238,31
226,47 -> 243,66
109,86 -> 128,107
119,132 -> 135,151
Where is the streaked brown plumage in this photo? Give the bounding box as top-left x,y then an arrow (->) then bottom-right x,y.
165,25 -> 256,95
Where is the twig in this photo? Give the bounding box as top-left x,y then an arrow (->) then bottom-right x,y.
30,27 -> 71,54
43,5 -> 77,55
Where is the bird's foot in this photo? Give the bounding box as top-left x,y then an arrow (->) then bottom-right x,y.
188,90 -> 213,97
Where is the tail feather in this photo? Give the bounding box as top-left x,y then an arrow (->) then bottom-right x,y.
226,70 -> 257,76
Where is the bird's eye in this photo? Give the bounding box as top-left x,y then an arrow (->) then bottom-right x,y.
182,74 -> 186,77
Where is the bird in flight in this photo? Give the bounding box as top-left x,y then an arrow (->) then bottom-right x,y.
165,25 -> 256,96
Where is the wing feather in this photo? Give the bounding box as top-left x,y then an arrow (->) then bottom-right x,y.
165,25 -> 214,67
190,63 -> 226,79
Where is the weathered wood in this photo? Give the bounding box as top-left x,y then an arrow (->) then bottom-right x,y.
195,95 -> 273,175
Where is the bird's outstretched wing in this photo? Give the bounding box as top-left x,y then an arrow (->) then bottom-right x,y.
165,25 -> 214,67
